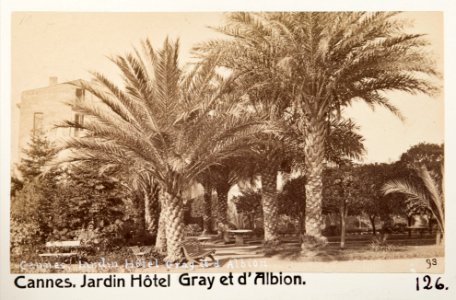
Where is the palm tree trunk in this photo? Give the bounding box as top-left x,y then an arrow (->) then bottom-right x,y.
296,177 -> 307,241
216,184 -> 230,225
144,184 -> 160,235
155,190 -> 167,254
261,166 -> 280,245
202,184 -> 213,234
436,231 -> 443,245
302,117 -> 328,249
163,192 -> 185,262
216,183 -> 230,242
135,192 -> 146,239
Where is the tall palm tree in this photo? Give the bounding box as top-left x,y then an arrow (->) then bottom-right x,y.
59,38 -> 274,261
197,12 -> 438,246
194,85 -> 365,246
382,164 -> 444,244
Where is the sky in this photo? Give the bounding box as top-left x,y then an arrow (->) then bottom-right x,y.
10,12 -> 444,164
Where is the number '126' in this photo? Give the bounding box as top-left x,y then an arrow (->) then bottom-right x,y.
416,276 -> 447,291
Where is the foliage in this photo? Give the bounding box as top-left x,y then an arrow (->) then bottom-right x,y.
369,235 -> 394,252
10,217 -> 43,256
57,38 -> 277,261
383,164 -> 444,234
229,212 -> 249,229
184,224 -> 202,236
11,132 -> 132,251
380,143 -> 444,239
322,165 -> 363,215
355,163 -> 407,220
197,12 -> 438,241
233,191 -> 262,216
11,181 -> 43,221
399,143 -> 444,171
202,12 -> 438,113
277,176 -> 306,218
17,130 -> 56,181
48,162 -> 131,248
11,131 -> 59,250
10,176 -> 23,198
59,38 -> 272,197
325,119 -> 365,165
232,190 -> 262,228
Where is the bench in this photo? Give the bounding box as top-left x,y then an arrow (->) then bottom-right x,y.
39,240 -> 82,264
128,246 -> 153,260
179,238 -> 216,264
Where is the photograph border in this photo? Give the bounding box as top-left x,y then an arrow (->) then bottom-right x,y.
1,1 -> 456,299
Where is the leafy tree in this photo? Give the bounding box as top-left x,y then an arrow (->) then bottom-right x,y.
10,175 -> 23,198
399,143 -> 444,171
322,162 -> 366,248
11,130 -> 58,253
17,130 -> 56,181
47,163 -> 129,248
232,190 -> 262,230
277,176 -> 306,233
10,217 -> 42,257
355,163 -> 406,235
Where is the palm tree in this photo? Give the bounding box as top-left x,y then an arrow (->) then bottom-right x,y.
201,182 -> 214,235
194,85 -> 365,247
59,38 -> 273,261
197,12 -> 438,247
130,171 -> 160,237
382,164 -> 444,244
212,122 -> 295,245
194,94 -> 267,236
199,157 -> 257,241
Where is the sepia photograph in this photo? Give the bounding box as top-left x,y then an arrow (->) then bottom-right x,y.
8,10 -> 446,276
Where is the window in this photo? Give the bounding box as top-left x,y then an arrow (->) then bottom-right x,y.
74,113 -> 84,137
75,88 -> 85,105
33,112 -> 43,135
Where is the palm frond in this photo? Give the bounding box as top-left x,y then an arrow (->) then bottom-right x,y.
382,164 -> 444,233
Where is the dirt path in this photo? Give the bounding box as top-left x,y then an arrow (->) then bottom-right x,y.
12,242 -> 444,274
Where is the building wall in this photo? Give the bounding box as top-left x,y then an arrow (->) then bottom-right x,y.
17,78 -> 88,160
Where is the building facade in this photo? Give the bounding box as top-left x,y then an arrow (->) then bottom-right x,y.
16,77 -> 89,160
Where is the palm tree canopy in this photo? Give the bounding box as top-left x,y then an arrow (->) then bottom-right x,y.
58,38 -> 277,196
194,11 -> 438,242
196,12 -> 438,121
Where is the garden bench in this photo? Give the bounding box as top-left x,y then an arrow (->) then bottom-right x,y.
39,240 -> 82,264
179,238 -> 216,264
128,246 -> 153,260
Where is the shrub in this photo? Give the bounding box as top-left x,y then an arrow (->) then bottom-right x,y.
10,218 -> 44,257
184,224 -> 202,236
370,235 -> 393,252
